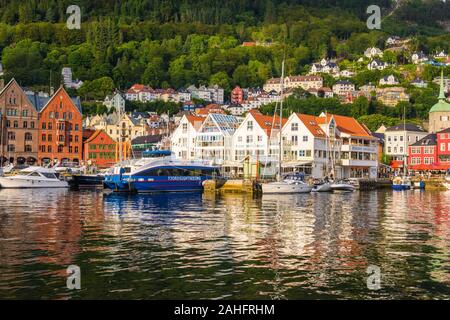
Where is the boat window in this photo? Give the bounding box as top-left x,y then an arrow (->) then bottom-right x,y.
124,167 -> 131,173
41,172 -> 57,179
29,172 -> 41,177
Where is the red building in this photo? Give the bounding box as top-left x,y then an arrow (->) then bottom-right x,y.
38,86 -> 83,165
408,128 -> 450,171
436,127 -> 450,166
83,130 -> 116,168
231,86 -> 244,104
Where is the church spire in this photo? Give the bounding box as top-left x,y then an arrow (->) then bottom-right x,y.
438,69 -> 446,100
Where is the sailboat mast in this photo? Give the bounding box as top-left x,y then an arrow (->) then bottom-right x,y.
403,103 -> 406,176
118,96 -> 123,163
278,60 -> 285,182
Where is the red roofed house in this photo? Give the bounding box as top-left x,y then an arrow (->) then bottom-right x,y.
230,109 -> 288,178
170,114 -> 205,160
195,104 -> 225,116
315,112 -> 379,179
83,130 -> 117,168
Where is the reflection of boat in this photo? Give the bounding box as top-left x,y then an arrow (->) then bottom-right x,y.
330,180 -> 355,192
103,150 -> 220,193
392,176 -> 411,191
444,174 -> 450,190
412,181 -> 425,189
0,166 -> 68,188
67,174 -> 105,188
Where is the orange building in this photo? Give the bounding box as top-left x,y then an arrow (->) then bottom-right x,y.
83,130 -> 117,168
38,86 -> 83,165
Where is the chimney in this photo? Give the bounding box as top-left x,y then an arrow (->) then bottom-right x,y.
0,79 -> 4,91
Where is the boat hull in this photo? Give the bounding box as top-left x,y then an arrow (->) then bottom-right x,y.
392,184 -> 411,191
330,184 -> 355,192
262,182 -> 313,194
0,176 -> 68,188
68,175 -> 105,188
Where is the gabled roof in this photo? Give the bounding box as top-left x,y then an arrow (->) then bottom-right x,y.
39,86 -> 82,114
410,133 -> 437,146
437,127 -> 450,134
131,134 -> 163,145
385,123 -> 425,132
318,113 -> 372,138
294,113 -> 327,138
185,115 -> 205,128
84,129 -> 114,144
0,78 -> 43,112
249,109 -> 287,136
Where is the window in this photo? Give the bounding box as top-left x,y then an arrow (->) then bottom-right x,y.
291,123 -> 298,131
13,121 -> 18,128
40,145 -> 46,152
7,132 -> 15,140
30,121 -> 34,129
69,112 -> 73,120
50,112 -> 54,119
42,134 -> 46,141
48,122 -> 52,130
23,121 -> 28,128
55,112 -> 59,119
257,136 -> 263,142
57,145 -> 63,153
237,136 -> 242,142
303,136 -> 308,142
48,134 -> 52,142
291,135 -> 298,146
25,133 -> 32,141
25,145 -> 32,152
48,146 -> 52,153
69,135 -> 73,142
7,145 -> 15,152
74,147 -> 78,153
400,136 -> 403,141
42,122 -> 46,129
182,123 -> 188,132
246,135 -> 253,143
22,110 -> 28,117
6,120 -> 10,128
75,124 -> 79,131
75,135 -> 79,142
441,143 -> 446,152
247,121 -> 253,131
69,146 -> 73,153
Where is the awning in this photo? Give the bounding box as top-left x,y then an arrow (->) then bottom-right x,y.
282,161 -> 313,168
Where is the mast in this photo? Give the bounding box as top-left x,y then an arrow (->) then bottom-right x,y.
277,60 -> 285,182
403,102 -> 407,176
118,94 -> 123,163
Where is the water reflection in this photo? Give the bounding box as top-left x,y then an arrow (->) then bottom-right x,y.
0,189 -> 448,299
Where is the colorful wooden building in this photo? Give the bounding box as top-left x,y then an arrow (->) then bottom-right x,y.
83,130 -> 117,168
37,86 -> 83,165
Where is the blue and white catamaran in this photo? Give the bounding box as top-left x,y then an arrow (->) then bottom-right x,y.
103,150 -> 220,193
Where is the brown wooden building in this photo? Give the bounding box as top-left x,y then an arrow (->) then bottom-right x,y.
0,79 -> 40,165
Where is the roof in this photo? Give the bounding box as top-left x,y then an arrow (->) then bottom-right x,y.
295,113 -> 327,138
185,115 -> 205,127
249,109 -> 287,136
437,127 -> 450,134
385,123 -> 425,132
410,133 -> 437,146
39,86 -> 82,114
131,134 -> 163,145
430,70 -> 450,113
318,113 -> 372,138
84,129 -> 114,144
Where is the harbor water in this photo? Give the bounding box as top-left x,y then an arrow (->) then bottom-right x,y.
0,189 -> 448,299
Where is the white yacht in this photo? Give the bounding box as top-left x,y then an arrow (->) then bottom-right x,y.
330,179 -> 356,192
312,182 -> 332,192
0,166 -> 68,189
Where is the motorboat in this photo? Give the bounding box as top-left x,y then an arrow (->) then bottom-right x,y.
392,176 -> 411,191
67,173 -> 105,189
330,179 -> 356,192
0,163 -> 14,176
262,180 -> 313,194
103,150 -> 220,193
0,166 -> 68,188
311,181 -> 332,192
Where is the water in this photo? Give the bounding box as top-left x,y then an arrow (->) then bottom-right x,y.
0,188 -> 448,299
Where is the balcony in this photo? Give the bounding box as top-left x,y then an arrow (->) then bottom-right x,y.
340,159 -> 377,167
341,144 -> 377,153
